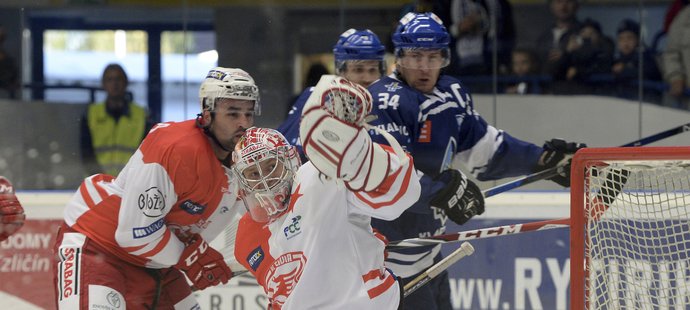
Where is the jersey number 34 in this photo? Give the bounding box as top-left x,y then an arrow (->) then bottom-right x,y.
377,93 -> 400,110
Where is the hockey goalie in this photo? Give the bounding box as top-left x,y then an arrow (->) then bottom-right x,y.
232,75 -> 421,309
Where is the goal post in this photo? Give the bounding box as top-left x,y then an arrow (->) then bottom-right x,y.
570,146 -> 690,310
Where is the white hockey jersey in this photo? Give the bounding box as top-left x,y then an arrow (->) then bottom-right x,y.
63,120 -> 244,268
235,152 -> 421,310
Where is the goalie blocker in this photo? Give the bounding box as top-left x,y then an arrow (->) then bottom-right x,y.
300,75 -> 407,192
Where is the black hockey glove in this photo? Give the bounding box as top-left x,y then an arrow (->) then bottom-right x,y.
430,169 -> 485,225
534,138 -> 587,187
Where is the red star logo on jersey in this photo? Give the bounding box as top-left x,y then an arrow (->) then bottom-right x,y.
287,184 -> 302,212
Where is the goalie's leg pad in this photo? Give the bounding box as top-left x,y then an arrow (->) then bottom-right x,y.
300,108 -> 391,192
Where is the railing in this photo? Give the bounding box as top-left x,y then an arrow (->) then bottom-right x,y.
458,74 -> 690,100
22,83 -> 133,104
21,78 -> 690,106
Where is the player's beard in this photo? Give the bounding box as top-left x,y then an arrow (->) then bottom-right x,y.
212,124 -> 245,151
228,128 -> 248,149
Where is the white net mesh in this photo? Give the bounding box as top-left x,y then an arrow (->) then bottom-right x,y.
584,160 -> 690,309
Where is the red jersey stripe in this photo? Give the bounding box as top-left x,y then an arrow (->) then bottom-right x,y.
366,273 -> 396,299
354,155 -> 414,209
138,229 -> 173,259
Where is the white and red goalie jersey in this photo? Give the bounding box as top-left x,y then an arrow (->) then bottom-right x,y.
63,120 -> 244,268
234,149 -> 421,310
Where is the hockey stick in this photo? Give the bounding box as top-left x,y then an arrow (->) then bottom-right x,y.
228,267 -> 249,277
481,121 -> 690,198
390,151 -> 634,249
388,218 -> 570,249
403,242 -> 475,297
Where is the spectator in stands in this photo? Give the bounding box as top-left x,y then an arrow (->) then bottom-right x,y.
0,24 -> 19,99
533,0 -> 582,77
504,48 -> 541,94
551,18 -> 614,94
611,19 -> 662,102
448,0 -> 516,77
662,5 -> 690,109
80,63 -> 153,176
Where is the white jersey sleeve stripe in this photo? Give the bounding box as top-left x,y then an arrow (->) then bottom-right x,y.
80,176 -> 106,207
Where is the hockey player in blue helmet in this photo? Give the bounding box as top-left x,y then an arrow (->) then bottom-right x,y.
333,28 -> 387,87
277,28 -> 386,160
367,12 -> 586,309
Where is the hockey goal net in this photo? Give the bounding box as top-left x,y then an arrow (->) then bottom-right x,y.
570,146 -> 690,310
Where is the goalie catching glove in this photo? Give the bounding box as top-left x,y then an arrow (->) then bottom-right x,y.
300,75 -> 398,192
0,176 -> 25,242
534,138 -> 587,187
430,169 -> 485,225
175,234 -> 232,290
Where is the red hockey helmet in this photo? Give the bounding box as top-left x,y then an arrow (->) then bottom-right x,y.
232,128 -> 301,223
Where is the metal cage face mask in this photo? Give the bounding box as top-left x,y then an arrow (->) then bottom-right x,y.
236,151 -> 296,223
232,128 -> 300,223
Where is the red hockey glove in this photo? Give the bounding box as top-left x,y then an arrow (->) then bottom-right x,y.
0,176 -> 25,242
174,234 -> 232,290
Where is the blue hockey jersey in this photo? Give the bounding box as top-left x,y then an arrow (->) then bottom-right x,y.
367,73 -> 544,278
276,87 -> 313,163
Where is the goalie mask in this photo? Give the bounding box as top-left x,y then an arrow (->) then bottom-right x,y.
199,67 -> 261,115
392,12 -> 451,70
333,28 -> 386,78
232,127 -> 301,223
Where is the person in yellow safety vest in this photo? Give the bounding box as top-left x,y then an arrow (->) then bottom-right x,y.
80,63 -> 153,176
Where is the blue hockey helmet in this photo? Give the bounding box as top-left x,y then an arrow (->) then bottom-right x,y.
392,12 -> 450,50
333,28 -> 385,62
333,29 -> 386,77
392,12 -> 451,69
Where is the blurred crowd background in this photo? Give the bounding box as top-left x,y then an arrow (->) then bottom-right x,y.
0,0 -> 689,190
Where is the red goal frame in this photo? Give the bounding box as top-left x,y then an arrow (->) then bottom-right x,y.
569,146 -> 690,310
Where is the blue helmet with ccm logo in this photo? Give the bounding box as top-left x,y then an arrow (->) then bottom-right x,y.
392,12 -> 450,50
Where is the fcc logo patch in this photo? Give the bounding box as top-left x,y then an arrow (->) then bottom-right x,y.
283,216 -> 302,240
180,200 -> 206,215
247,246 -> 265,271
